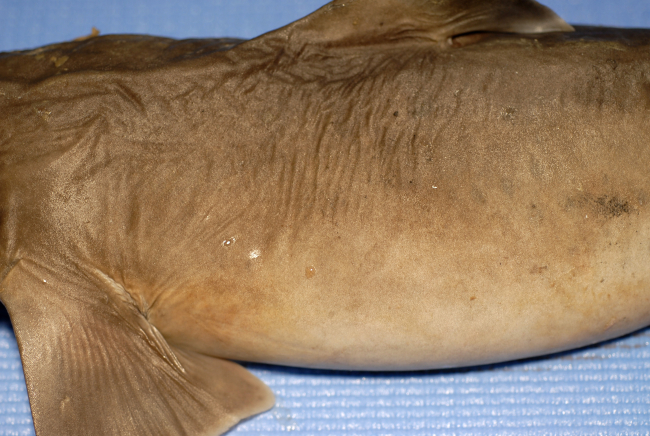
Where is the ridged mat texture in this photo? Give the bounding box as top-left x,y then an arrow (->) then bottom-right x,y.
0,319 -> 648,435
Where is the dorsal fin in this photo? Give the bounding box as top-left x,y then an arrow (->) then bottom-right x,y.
281,0 -> 574,47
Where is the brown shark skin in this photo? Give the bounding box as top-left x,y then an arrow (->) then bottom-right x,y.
1,12 -> 650,436
158,28 -> 649,369
2,25 -> 649,370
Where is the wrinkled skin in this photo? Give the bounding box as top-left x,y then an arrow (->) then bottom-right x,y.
0,0 -> 649,435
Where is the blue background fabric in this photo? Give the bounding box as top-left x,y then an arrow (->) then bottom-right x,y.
1,1 -> 650,435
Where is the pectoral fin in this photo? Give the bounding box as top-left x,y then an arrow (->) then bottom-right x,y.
281,0 -> 573,47
0,260 -> 274,436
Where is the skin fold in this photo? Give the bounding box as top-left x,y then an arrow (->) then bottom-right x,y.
0,0 -> 648,434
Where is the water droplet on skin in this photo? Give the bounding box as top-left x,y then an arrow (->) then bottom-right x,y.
222,238 -> 236,247
249,250 -> 261,260
305,266 -> 316,279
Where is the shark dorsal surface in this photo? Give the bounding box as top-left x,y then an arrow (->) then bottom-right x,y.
0,0 -> 573,84
2,1 -> 649,436
274,0 -> 573,48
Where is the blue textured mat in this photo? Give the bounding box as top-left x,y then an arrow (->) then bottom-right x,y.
1,1 -> 650,435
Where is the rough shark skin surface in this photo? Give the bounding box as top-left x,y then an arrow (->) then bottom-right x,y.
0,0 -> 649,435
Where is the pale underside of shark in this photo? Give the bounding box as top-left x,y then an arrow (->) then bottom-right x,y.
0,0 -> 649,434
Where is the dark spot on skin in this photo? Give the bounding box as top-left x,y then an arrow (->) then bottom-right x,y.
530,265 -> 548,274
564,194 -> 633,218
595,196 -> 630,217
393,111 -> 399,117
305,266 -> 316,279
470,296 -> 477,301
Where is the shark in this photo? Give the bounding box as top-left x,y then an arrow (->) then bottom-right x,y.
0,0 -> 649,434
